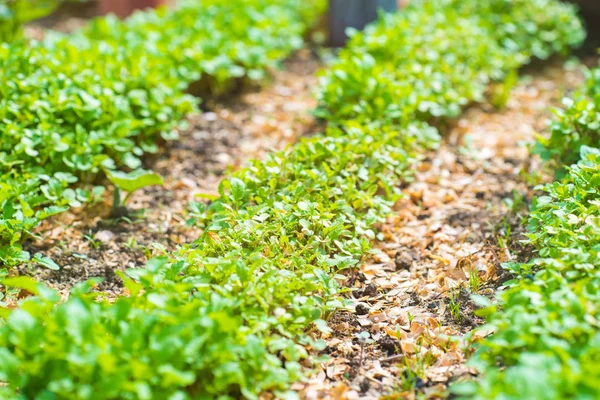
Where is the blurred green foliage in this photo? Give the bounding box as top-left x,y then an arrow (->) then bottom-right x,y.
0,0 -> 90,42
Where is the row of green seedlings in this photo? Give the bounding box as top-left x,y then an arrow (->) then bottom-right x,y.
0,0 -> 585,399
0,0 -> 326,268
455,66 -> 600,399
319,0 -> 585,394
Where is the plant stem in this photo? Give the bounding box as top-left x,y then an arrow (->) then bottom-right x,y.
113,187 -> 122,209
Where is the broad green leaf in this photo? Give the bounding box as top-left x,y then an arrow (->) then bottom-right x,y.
32,253 -> 60,271
105,169 -> 164,193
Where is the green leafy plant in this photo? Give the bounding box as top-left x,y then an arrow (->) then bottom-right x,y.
317,0 -> 583,127
32,252 -> 60,270
82,0 -> 327,94
0,121 -> 438,399
105,168 -> 164,211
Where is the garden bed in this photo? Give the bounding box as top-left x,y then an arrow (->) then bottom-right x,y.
0,0 -> 597,399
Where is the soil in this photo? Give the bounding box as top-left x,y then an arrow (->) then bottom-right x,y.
24,2 -> 100,39
295,59 -> 589,400
20,49 -> 322,299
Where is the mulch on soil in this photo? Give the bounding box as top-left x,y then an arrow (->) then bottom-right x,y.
297,59 -> 588,400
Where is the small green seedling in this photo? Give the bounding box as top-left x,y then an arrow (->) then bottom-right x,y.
491,69 -> 518,110
448,290 -> 461,322
468,269 -> 481,293
32,253 -> 60,271
105,168 -> 164,216
83,231 -> 101,250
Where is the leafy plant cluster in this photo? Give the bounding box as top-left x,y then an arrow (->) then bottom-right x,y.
456,146 -> 600,399
535,66 -> 600,176
0,0 -> 326,268
0,0 -> 585,399
317,0 -> 584,126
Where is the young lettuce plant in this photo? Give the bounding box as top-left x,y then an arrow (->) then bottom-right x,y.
105,168 -> 164,217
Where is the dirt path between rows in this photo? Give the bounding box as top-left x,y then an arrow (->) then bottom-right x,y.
22,50 -> 321,298
298,60 -> 587,400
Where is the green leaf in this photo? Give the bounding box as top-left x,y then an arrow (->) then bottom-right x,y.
32,253 -> 60,271
2,276 -> 41,295
36,205 -> 69,220
229,178 -> 246,203
105,169 -> 164,194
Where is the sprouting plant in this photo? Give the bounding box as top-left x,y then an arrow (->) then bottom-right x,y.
356,331 -> 374,368
468,268 -> 481,293
395,354 -> 436,393
503,189 -> 527,215
83,231 -> 101,250
123,237 -> 140,251
356,331 -> 373,343
105,169 -> 164,215
492,69 -> 518,110
407,311 -> 415,325
397,365 -> 423,392
495,217 -> 512,252
143,246 -> 153,260
458,134 -> 475,157
448,290 -> 461,322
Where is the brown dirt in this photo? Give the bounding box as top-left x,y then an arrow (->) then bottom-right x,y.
24,2 -> 100,39
20,50 -> 322,299
296,59 -> 589,400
